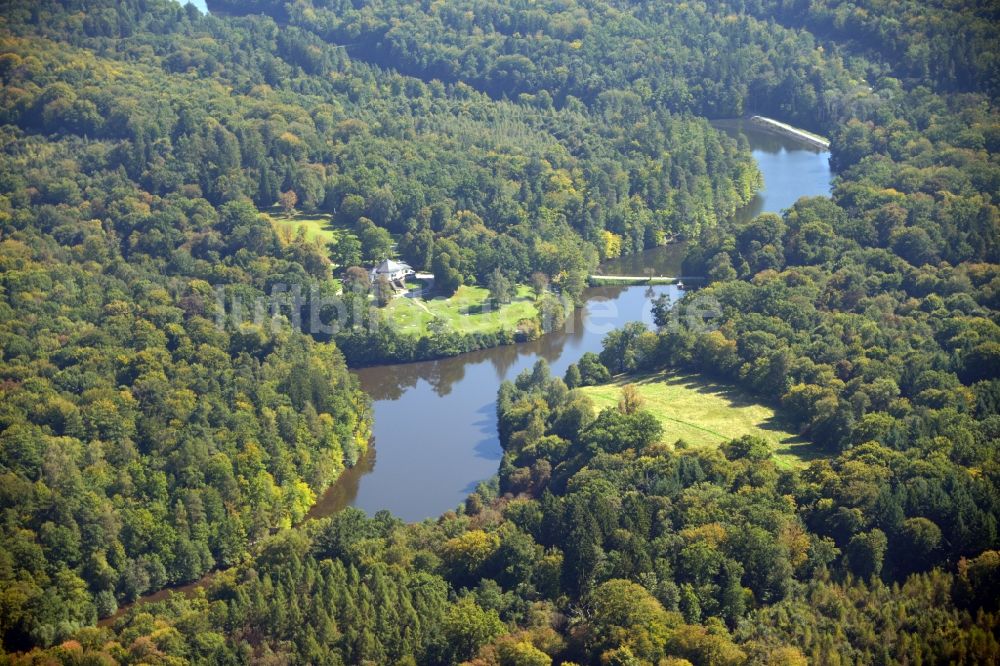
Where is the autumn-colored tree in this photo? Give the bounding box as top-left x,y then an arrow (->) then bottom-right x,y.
344,265 -> 370,294
617,383 -> 644,414
582,579 -> 680,663
279,189 -> 298,215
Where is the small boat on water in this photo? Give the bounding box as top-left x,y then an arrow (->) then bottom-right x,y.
677,280 -> 685,289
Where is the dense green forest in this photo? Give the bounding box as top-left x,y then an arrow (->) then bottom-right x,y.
212,0 -> 860,128
7,361 -> 999,663
0,0 -> 753,649
1,0 -> 998,663
1,0 -> 766,363
719,0 -> 999,97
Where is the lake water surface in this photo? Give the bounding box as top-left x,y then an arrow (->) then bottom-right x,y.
715,119 -> 834,218
340,120 -> 833,521
109,117 -> 832,620
177,0 -> 209,12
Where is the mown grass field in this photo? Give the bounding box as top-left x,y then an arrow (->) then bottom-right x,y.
263,211 -> 538,337
386,284 -> 538,336
580,372 -> 822,468
266,211 -> 347,245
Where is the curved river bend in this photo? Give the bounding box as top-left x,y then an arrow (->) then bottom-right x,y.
172,0 -> 834,523
104,118 -> 831,623
338,119 -> 833,522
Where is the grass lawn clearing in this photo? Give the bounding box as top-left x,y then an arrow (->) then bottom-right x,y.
267,211 -> 348,245
385,284 -> 538,337
580,372 -> 823,468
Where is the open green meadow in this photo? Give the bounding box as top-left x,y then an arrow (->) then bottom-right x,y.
267,211 -> 347,245
580,372 -> 822,468
385,284 -> 538,337
263,212 -> 537,338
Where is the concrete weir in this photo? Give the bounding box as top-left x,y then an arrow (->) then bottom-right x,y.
588,275 -> 701,286
749,115 -> 831,149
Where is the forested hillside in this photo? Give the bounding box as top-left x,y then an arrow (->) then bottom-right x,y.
2,0 -> 760,272
1,0 -> 998,663
719,0 -> 999,97
1,0 -> 768,364
8,361 -> 998,663
0,0 -> 757,649
212,0 -> 861,129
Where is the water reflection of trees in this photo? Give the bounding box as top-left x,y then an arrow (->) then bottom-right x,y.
357,284 -> 669,403
598,244 -> 687,277
485,342 -> 522,381
361,342 -> 529,399
358,297 -> 596,399
425,357 -> 468,396
307,447 -> 375,519
713,119 -> 823,156
357,352 -> 474,400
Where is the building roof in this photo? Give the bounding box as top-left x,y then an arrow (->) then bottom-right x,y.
373,259 -> 412,274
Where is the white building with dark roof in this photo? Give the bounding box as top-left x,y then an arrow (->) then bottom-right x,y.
369,258 -> 414,283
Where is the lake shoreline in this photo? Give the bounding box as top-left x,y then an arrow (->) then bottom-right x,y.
96,112 -> 835,627
749,115 -> 831,149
